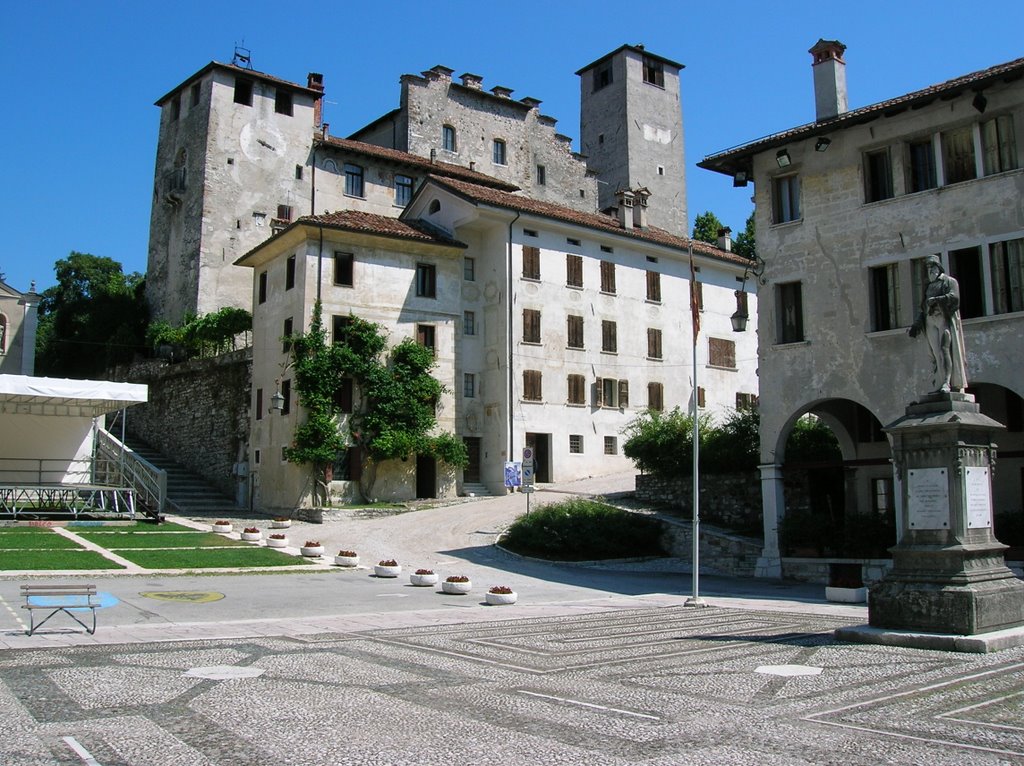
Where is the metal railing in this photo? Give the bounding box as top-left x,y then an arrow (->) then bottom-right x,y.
94,429 -> 167,515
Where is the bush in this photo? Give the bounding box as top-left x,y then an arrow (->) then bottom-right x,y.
501,499 -> 666,561
623,406 -> 759,476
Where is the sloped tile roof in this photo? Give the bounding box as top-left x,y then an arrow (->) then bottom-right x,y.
300,209 -> 466,247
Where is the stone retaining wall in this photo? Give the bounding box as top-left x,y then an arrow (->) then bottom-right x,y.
659,515 -> 762,578
636,472 -> 762,532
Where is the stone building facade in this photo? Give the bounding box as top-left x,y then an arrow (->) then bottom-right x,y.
0,280 -> 39,375
700,42 -> 1024,576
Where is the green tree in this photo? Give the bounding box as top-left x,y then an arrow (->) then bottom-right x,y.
691,211 -> 725,245
36,252 -> 148,378
733,211 -> 756,261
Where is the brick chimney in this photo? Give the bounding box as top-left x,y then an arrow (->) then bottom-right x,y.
809,39 -> 848,122
307,72 -> 325,129
632,187 -> 650,229
615,188 -> 635,230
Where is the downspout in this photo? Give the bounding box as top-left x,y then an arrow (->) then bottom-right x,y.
507,211 -> 521,459
317,223 -> 323,303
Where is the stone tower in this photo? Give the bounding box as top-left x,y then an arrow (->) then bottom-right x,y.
147,60 -> 323,324
577,45 -> 688,237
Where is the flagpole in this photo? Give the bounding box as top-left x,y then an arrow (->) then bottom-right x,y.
686,246 -> 707,608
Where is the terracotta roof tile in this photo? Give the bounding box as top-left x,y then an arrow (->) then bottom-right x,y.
299,209 -> 466,247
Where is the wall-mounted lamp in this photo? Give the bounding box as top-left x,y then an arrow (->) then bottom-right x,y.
815,136 -> 831,152
972,92 -> 987,113
732,170 -> 749,188
270,389 -> 285,413
776,149 -> 791,168
730,252 -> 767,333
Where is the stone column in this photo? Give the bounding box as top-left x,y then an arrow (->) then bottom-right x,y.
869,392 -> 1024,635
755,463 -> 785,578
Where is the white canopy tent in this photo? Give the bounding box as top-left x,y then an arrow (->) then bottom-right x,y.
0,375 -> 147,418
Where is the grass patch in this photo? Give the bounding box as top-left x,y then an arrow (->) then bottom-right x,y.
115,547 -> 309,569
68,521 -> 197,532
76,532 -> 250,549
0,529 -> 81,549
501,498 -> 667,561
0,549 -> 126,570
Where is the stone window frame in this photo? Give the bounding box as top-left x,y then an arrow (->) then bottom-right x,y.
442,124 -> 457,152
493,138 -> 507,166
344,163 -> 365,198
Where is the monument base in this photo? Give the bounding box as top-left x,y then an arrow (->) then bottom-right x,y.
835,622 -> 1024,654
869,573 -> 1024,635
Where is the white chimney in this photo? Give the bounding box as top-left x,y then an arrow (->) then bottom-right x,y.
809,39 -> 848,122
717,227 -> 732,252
632,187 -> 650,229
615,188 -> 635,230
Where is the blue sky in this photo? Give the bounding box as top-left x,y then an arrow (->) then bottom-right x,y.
2,1 -> 1022,294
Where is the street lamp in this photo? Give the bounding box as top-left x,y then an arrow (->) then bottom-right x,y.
730,252 -> 767,333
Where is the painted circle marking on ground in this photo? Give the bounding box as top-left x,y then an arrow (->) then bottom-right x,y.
138,591 -> 225,603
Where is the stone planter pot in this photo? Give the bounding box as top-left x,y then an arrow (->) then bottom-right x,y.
270,519 -> 291,529
240,531 -> 262,542
374,564 -> 402,578
485,590 -> 517,606
334,555 -> 360,567
212,522 -> 232,534
410,572 -> 439,587
300,545 -> 325,557
266,536 -> 288,549
442,580 -> 472,595
825,586 -> 867,604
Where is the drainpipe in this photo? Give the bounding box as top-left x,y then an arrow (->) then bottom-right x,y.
507,211 -> 521,459
317,223 -> 323,303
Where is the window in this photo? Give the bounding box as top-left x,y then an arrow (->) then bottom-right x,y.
648,382 -> 664,412
280,379 -> 291,415
333,445 -> 363,481
708,337 -> 736,368
277,205 -> 292,221
170,94 -> 180,122
523,309 -> 541,343
593,62 -> 612,91
647,328 -> 663,360
334,251 -> 354,287
344,163 -> 364,197
870,263 -> 901,331
255,388 -> 263,421
258,271 -> 267,304
949,246 -> 984,319
415,263 -> 436,298
442,125 -> 457,152
463,257 -> 475,281
567,237 -> 581,247
864,148 -> 893,202
295,164 -> 304,180
595,377 -> 628,408
282,317 -> 293,353
524,229 -> 538,237
234,77 -> 253,106
275,89 -> 293,116
429,199 -> 441,215
908,138 -> 937,192
646,270 -> 661,302
566,254 -> 583,288
569,434 -> 584,454
600,260 -> 616,293
523,370 -> 542,401
285,254 -> 296,290
536,164 -> 546,185
601,320 -> 617,353
464,310 -> 476,336
942,126 -> 976,184
493,139 -> 507,165
522,245 -> 541,280
642,56 -> 664,87
190,83 -> 200,106
778,281 -> 804,343
566,315 -> 584,349
464,373 -> 476,399
332,315 -> 353,344
697,387 -> 706,408
773,175 -> 801,223
736,392 -> 758,410
982,115 -> 1017,175
604,436 -> 618,455
567,374 -> 586,405
395,174 -> 414,207
334,378 -> 354,413
416,324 -> 436,353
990,238 -> 1024,314
872,478 -> 894,514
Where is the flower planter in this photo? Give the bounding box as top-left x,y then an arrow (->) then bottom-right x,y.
300,545 -> 325,557
442,580 -> 472,595
825,586 -> 867,604
240,531 -> 262,542
212,522 -> 233,534
270,519 -> 292,530
335,555 -> 360,567
410,572 -> 439,587
485,590 -> 517,606
266,536 -> 288,549
374,564 -> 402,578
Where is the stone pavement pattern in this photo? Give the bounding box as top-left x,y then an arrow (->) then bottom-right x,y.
3,605 -> 1023,765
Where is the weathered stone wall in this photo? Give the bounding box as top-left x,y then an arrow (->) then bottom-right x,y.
635,472 -> 762,532
659,516 -> 762,578
116,349 -> 251,498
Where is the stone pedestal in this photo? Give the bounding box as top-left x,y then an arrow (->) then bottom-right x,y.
868,393 -> 1024,636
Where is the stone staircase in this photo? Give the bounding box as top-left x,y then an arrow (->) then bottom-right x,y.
126,440 -> 238,517
462,482 -> 495,498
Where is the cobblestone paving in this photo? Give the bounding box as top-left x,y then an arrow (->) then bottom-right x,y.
3,606 -> 1023,765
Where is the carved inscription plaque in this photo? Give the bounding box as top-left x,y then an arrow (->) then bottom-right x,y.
908,468 -> 949,529
965,467 -> 992,529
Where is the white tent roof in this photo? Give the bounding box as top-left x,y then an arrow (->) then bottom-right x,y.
0,375 -> 148,417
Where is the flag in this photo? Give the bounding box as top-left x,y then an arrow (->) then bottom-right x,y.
689,246 -> 700,340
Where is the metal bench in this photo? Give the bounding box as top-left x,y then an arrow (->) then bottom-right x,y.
21,584 -> 98,635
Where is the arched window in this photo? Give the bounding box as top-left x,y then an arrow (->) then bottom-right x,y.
442,125 -> 456,152
428,199 -> 441,215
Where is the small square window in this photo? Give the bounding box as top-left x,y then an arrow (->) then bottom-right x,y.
642,56 -> 664,87
234,77 -> 253,106
524,229 -> 538,237
275,89 -> 293,116
566,237 -> 581,247
604,436 -> 618,455
569,434 -> 584,453
708,337 -> 736,368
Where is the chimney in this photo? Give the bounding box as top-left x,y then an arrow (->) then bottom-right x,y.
460,73 -> 483,89
307,72 -> 324,129
809,39 -> 848,122
717,227 -> 732,252
322,122 -> 329,139
632,187 -> 650,229
615,188 -> 635,230
491,85 -> 514,99
424,65 -> 455,82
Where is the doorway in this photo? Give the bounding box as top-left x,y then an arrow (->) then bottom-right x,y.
524,432 -> 551,483
415,454 -> 436,499
463,437 -> 481,484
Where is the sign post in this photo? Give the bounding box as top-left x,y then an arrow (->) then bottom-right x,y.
522,447 -> 535,514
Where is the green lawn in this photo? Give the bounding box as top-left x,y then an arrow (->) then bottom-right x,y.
67,521 -> 196,532
77,531 -> 250,549
0,529 -> 81,549
0,548 -> 126,570
116,547 -> 309,568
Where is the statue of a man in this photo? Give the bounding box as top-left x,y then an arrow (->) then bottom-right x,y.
908,255 -> 968,393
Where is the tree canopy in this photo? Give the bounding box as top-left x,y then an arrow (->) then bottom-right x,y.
36,252 -> 148,378
691,211 -> 726,245
733,211 -> 756,261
